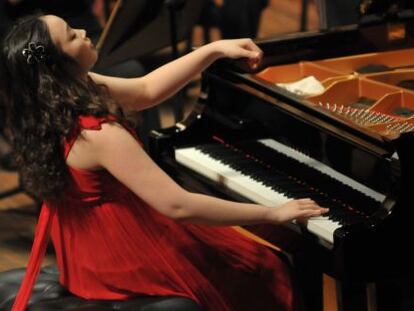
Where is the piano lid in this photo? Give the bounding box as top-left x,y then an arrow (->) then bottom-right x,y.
95,0 -> 203,68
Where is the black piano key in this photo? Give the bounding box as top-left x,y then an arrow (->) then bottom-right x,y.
234,141 -> 380,215
195,142 -> 368,227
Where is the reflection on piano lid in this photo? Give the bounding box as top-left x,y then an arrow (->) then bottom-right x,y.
175,138 -> 385,246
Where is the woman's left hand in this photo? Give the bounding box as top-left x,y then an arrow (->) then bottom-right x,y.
210,38 -> 263,69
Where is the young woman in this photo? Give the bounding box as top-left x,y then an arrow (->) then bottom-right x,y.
0,14 -> 328,311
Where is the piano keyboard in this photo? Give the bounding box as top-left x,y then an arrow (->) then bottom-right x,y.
175,139 -> 385,245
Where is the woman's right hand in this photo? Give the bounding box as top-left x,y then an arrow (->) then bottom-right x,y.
209,38 -> 263,70
266,198 -> 329,225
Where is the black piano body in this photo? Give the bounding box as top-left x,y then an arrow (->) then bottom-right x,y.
148,5 -> 414,310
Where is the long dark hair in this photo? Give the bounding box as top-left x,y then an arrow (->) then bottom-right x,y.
0,15 -> 124,201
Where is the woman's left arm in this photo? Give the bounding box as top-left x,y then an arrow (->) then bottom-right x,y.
89,39 -> 262,111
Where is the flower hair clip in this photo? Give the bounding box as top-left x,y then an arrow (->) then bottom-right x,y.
22,42 -> 46,65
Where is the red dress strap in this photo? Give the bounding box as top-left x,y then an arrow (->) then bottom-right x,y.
11,203 -> 56,311
78,114 -> 118,130
64,114 -> 119,159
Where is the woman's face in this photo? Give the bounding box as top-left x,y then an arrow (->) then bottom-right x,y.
41,15 -> 98,72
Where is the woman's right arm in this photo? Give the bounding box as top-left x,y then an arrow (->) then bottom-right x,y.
67,122 -> 327,226
89,39 -> 263,112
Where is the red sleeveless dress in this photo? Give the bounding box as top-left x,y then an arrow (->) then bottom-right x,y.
12,115 -> 294,311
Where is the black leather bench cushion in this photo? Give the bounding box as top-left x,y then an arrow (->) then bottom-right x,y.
0,266 -> 202,311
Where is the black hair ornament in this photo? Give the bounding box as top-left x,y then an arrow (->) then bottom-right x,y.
22,42 -> 46,65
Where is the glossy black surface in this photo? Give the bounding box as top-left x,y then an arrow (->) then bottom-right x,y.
149,21 -> 414,284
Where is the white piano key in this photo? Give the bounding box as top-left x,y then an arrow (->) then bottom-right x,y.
175,148 -> 289,205
175,147 -> 341,245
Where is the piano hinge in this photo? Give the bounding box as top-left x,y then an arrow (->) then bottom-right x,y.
199,91 -> 208,100
175,122 -> 186,132
149,130 -> 165,138
387,23 -> 406,42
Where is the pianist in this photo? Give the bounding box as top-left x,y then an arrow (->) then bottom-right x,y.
0,14 -> 328,311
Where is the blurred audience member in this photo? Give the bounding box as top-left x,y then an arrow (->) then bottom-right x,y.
3,0 -> 102,39
199,0 -> 269,41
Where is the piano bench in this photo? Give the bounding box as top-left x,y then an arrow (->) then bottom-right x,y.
0,266 -> 202,311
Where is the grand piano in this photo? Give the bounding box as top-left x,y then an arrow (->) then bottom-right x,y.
148,1 -> 414,310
